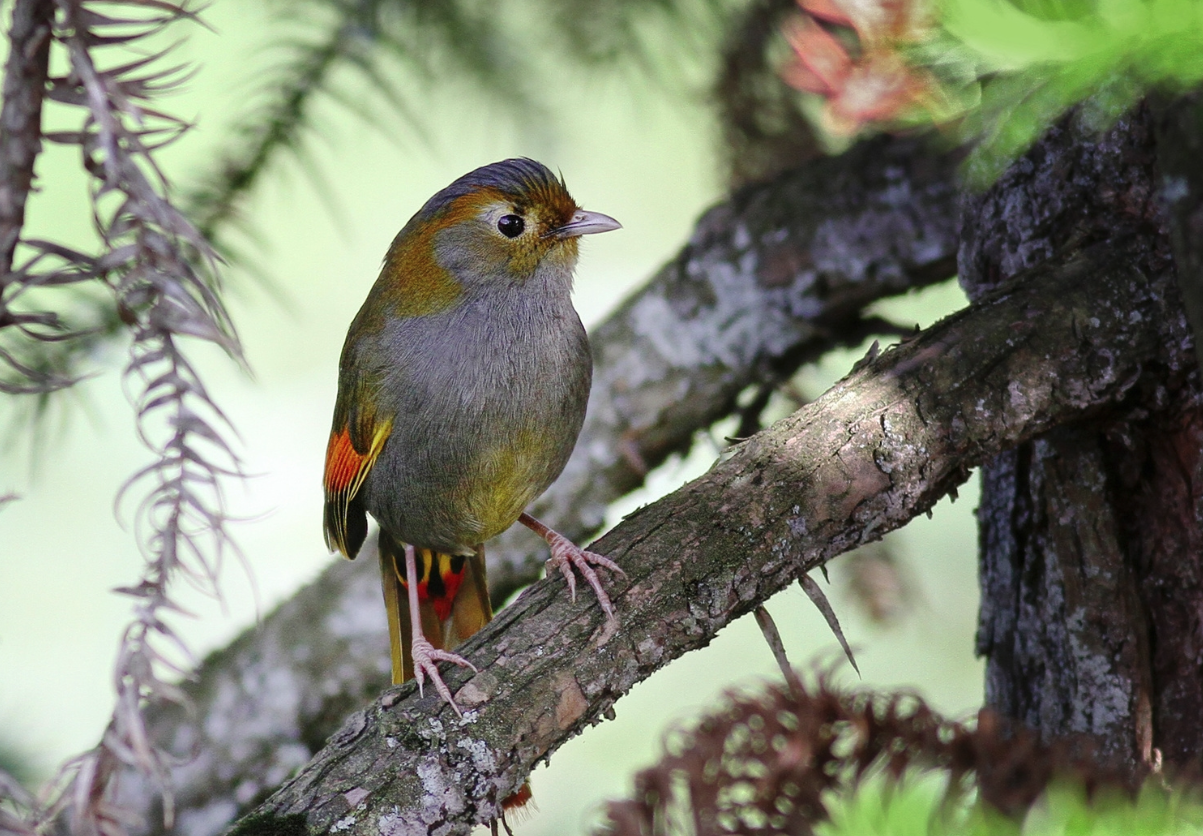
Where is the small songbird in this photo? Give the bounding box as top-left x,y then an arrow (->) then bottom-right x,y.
323,158 -> 623,715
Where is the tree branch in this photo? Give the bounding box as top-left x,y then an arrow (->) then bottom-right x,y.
241,241 -> 1191,834
115,136 -> 959,836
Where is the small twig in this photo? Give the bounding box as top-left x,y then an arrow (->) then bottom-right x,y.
754,605 -> 805,697
798,574 -> 860,675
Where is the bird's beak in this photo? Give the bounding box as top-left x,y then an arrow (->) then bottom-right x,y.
553,209 -> 622,238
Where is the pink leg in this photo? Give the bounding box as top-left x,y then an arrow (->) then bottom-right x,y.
519,513 -> 625,623
405,543 -> 477,716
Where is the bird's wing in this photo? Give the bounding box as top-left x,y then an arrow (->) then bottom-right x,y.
323,413 -> 390,559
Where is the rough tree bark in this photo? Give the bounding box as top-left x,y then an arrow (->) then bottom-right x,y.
113,136 -> 961,836
962,109 -> 1203,773
234,240 -> 1192,835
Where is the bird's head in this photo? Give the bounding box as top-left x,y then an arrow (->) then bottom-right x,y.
379,159 -> 620,315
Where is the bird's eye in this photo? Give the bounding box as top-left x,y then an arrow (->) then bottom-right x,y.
497,214 -> 525,238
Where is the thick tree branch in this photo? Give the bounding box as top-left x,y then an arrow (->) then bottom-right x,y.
242,241 -> 1192,834
116,137 -> 960,836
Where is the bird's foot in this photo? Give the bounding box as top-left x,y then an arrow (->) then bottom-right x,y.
410,634 -> 477,717
544,529 -> 625,622
519,513 -> 624,622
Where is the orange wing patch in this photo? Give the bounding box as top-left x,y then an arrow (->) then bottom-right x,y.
323,420 -> 391,558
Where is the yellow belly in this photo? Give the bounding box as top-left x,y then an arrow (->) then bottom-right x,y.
457,428 -> 551,542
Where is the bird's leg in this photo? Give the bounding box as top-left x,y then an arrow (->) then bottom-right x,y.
403,543 -> 477,715
519,513 -> 625,622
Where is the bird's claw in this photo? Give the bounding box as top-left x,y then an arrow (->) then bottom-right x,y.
545,530 -> 625,623
410,634 -> 477,717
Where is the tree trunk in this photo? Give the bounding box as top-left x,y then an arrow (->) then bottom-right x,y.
960,107 -> 1203,773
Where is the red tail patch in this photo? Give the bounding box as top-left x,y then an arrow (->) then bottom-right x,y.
404,551 -> 467,622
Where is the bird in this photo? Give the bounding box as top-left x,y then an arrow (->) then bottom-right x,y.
322,158 -> 624,718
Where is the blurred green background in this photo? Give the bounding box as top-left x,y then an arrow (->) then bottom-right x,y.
0,2 -> 981,832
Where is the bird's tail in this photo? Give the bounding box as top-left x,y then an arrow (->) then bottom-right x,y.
378,531 -> 492,684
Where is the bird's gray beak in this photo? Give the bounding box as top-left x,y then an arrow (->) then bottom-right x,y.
553,209 -> 622,238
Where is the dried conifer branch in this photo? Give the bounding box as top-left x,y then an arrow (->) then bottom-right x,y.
2,2 -> 247,835
0,0 -> 52,278
0,0 -> 64,394
242,241 -> 1191,834
0,768 -> 36,836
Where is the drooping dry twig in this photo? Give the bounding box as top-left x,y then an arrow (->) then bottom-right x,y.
753,605 -> 807,696
237,239 -> 1191,834
798,574 -> 858,674
2,2 -> 246,834
0,0 -> 70,396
